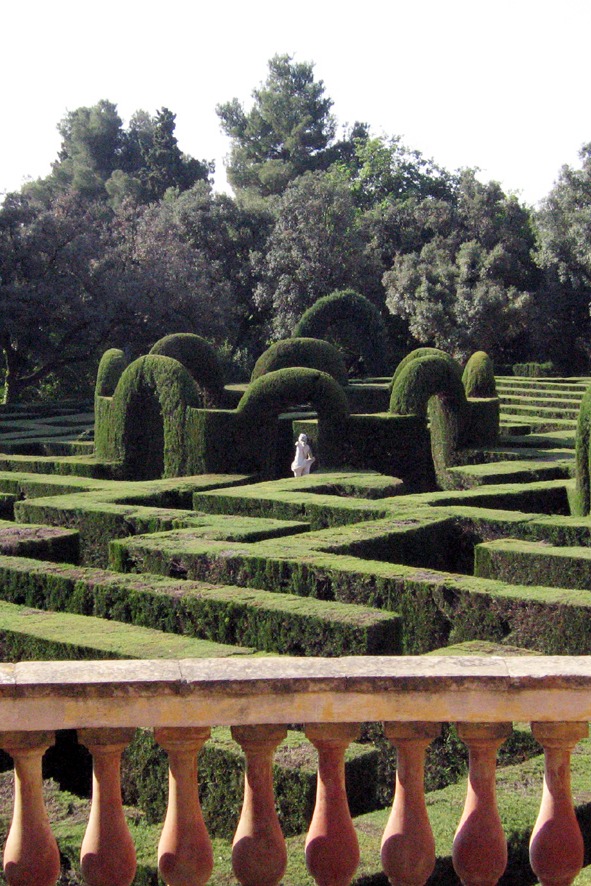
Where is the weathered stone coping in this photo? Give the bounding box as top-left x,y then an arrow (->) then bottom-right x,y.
0,656 -> 590,731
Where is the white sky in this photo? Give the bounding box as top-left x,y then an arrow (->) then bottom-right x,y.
3,0 -> 590,206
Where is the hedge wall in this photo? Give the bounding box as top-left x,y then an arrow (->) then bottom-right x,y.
474,538 -> 591,590
462,351 -> 497,398
293,289 -> 389,376
122,727 -> 380,837
149,333 -> 224,407
251,338 -> 348,387
0,554 -> 401,657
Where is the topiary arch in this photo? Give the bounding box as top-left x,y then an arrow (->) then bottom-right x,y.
251,338 -> 348,387
150,333 -> 224,407
237,367 -> 350,425
391,348 -> 462,391
390,355 -> 468,476
293,290 -> 389,376
110,355 -> 200,480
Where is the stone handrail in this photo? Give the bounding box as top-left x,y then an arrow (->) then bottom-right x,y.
1,655 -> 590,885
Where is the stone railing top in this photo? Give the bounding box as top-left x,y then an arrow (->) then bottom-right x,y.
1,656 -> 591,731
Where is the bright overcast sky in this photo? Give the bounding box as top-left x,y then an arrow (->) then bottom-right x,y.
3,0 -> 590,206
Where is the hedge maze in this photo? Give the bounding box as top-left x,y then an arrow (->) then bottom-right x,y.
2,340 -> 591,882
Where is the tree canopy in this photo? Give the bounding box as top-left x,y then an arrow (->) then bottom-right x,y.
2,54 -> 591,401
218,55 -> 347,196
26,101 -> 212,205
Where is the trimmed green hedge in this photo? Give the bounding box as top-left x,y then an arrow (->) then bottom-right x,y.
149,333 -> 224,407
463,397 -> 500,447
344,383 -> 390,414
122,727 -> 380,837
294,289 -> 389,376
0,600 -> 254,661
312,414 -> 435,492
0,520 -> 79,562
575,382 -> 591,515
251,338 -> 348,387
0,553 -> 401,656
237,367 -> 350,424
109,355 -> 201,480
475,538 -> 591,590
462,351 -> 497,398
391,348 -> 462,390
390,355 -> 468,480
94,348 -> 127,398
513,361 -> 558,377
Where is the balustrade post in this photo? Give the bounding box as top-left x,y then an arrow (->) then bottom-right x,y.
1,731 -> 60,886
231,724 -> 287,886
305,722 -> 361,886
78,727 -> 137,886
155,727 -> 213,886
452,721 -> 512,886
529,721 -> 588,886
381,721 -> 441,886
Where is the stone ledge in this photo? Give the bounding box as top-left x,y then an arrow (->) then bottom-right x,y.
0,656 -> 589,731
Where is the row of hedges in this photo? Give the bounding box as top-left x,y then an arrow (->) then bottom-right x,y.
0,554 -> 400,656
0,599 -> 253,661
475,538 -> 591,589
122,727 -> 380,838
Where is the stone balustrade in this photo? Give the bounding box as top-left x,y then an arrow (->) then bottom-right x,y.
0,654 -> 590,885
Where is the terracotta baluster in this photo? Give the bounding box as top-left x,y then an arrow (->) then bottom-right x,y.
78,727 -> 137,886
231,724 -> 287,886
381,721 -> 441,886
155,727 -> 213,886
305,722 -> 361,886
452,722 -> 512,886
529,721 -> 587,886
1,731 -> 60,886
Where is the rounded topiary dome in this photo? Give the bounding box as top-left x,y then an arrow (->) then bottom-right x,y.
391,348 -> 462,390
150,333 -> 224,406
238,367 -> 350,425
293,290 -> 389,376
462,351 -> 497,398
251,338 -> 348,387
95,348 -> 128,399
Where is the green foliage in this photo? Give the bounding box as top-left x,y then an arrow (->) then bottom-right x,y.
237,367 -> 350,425
391,347 -> 462,390
383,171 -> 538,362
294,289 -> 389,375
94,349 -> 128,398
389,355 -> 469,478
313,413 -> 434,491
389,355 -> 467,422
333,135 -> 457,210
462,351 -> 497,398
109,355 -> 200,480
512,361 -> 558,378
216,54 -> 337,196
251,338 -> 348,387
463,397 -> 500,447
122,728 -> 379,838
253,174 -> 368,339
574,383 -> 591,515
149,333 -> 224,407
27,100 -> 211,204
475,538 -> 591,590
